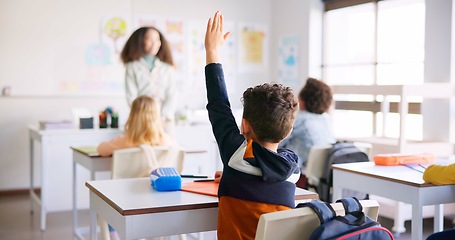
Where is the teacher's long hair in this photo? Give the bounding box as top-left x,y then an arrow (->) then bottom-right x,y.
124,95 -> 168,146
120,26 -> 174,66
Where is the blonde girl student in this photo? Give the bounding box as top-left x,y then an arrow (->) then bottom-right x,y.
97,95 -> 172,157
97,95 -> 173,240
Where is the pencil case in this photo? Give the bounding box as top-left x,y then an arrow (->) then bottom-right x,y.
373,153 -> 435,166
150,167 -> 182,191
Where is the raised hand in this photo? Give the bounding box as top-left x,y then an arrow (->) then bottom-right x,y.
205,11 -> 231,64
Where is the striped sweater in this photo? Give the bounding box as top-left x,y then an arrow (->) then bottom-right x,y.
205,63 -> 300,240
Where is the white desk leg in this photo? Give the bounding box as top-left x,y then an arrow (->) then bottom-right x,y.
73,160 -> 78,239
434,204 -> 444,233
332,171 -> 343,203
90,209 -> 97,240
30,136 -> 34,214
411,203 -> 423,240
392,201 -> 407,233
40,141 -> 48,231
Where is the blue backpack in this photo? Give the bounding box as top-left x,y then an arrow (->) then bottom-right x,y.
298,197 -> 394,240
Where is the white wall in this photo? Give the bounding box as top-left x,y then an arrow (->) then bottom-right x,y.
270,0 -> 324,91
422,0 -> 454,142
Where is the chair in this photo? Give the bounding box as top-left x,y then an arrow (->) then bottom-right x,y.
255,199 -> 380,240
99,145 -> 185,240
305,142 -> 372,194
110,145 -> 185,179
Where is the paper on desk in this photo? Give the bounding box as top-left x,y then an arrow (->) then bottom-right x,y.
181,181 -> 219,197
75,146 -> 99,156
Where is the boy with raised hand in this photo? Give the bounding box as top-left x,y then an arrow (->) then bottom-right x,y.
204,11 -> 301,239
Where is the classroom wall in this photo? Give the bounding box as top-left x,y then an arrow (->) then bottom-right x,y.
0,0 -> 323,190
422,0 -> 455,143
270,0 -> 324,91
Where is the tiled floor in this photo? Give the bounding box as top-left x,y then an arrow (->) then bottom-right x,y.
0,193 -> 453,240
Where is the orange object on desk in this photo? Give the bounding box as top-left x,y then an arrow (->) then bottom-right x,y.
181,181 -> 219,197
374,153 -> 435,166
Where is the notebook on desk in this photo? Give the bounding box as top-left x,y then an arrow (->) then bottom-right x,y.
181,181 -> 219,197
74,146 -> 100,157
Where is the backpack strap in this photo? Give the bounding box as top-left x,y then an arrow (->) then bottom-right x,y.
298,201 -> 336,225
336,197 -> 362,214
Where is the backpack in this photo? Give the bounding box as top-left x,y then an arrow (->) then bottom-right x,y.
298,197 -> 394,240
317,141 -> 369,202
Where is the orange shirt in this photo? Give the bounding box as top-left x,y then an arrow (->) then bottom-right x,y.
217,196 -> 291,240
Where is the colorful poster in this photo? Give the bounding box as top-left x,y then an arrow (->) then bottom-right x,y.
238,23 -> 268,73
58,16 -> 129,94
278,35 -> 300,85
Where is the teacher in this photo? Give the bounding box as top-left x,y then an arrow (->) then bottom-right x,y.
120,26 -> 177,134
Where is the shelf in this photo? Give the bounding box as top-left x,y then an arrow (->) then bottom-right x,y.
332,83 -> 453,98
332,83 -> 454,156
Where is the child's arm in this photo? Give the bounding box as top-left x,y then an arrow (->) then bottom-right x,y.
205,11 -> 230,65
97,136 -> 125,157
423,163 -> 455,185
204,11 -> 244,162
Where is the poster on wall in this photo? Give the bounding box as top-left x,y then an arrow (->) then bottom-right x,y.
58,15 -> 129,95
278,35 -> 300,86
237,22 -> 269,73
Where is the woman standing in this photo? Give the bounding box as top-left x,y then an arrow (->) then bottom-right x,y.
121,27 -> 177,134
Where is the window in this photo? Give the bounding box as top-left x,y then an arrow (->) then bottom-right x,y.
323,0 -> 425,140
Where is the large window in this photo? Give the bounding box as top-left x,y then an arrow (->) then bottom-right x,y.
323,0 -> 425,140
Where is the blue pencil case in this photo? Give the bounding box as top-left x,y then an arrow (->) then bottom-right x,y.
150,167 -> 182,191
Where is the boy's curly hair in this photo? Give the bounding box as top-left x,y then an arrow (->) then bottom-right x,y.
242,83 -> 298,143
299,78 -> 333,114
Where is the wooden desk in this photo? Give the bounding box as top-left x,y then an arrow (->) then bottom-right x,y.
332,162 -> 455,240
86,178 -> 318,240
72,146 -> 209,240
29,126 -> 123,231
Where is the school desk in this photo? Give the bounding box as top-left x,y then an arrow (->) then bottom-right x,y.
86,178 -> 318,240
332,162 -> 455,240
28,125 -> 124,231
71,146 -> 209,240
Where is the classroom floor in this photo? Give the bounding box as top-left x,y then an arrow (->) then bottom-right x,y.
0,193 -> 453,240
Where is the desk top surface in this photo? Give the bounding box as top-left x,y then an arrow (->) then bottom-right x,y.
332,161 -> 454,187
71,146 -> 101,157
86,178 -> 318,216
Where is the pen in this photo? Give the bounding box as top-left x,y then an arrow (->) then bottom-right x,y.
194,179 -> 215,182
180,174 -> 209,178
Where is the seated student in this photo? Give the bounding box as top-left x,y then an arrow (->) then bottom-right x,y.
97,95 -> 172,240
279,78 -> 336,169
97,95 -> 172,157
423,163 -> 455,239
204,11 -> 300,240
